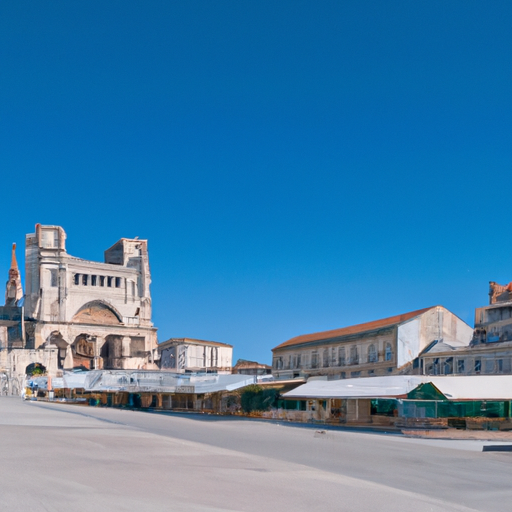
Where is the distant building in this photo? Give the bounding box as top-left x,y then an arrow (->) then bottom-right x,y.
0,224 -> 158,394
158,338 -> 232,374
420,281 -> 512,376
271,306 -> 473,380
475,280 -> 512,343
232,359 -> 272,376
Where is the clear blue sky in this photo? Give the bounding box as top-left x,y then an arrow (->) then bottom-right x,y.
1,2 -> 511,364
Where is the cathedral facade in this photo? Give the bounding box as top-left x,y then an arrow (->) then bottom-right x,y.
0,224 -> 158,394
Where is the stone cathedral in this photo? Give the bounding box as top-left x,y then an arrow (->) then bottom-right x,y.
0,224 -> 158,394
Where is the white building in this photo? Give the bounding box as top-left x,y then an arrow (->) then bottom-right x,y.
158,338 -> 232,374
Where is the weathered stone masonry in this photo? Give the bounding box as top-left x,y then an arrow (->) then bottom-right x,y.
0,224 -> 158,394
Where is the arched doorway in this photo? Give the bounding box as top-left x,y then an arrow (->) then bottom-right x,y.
26,363 -> 47,377
71,334 -> 95,370
100,335 -> 123,369
44,332 -> 69,369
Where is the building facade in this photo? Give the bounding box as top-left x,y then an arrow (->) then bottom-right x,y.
420,281 -> 512,376
272,306 -> 473,380
0,224 -> 158,394
158,338 -> 232,374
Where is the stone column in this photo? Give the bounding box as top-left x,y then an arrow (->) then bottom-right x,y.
63,345 -> 74,370
122,337 -> 131,358
94,336 -> 104,370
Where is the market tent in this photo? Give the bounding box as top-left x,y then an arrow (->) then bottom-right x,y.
81,370 -> 255,393
427,375 -> 512,400
283,375 -> 430,399
283,375 -> 512,401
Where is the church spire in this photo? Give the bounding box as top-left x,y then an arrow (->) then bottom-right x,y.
11,243 -> 18,270
5,243 -> 23,306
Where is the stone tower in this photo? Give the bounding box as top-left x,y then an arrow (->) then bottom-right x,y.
5,243 -> 23,306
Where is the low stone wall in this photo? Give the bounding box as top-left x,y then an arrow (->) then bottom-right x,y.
395,417 -> 448,429
370,415 -> 396,427
261,409 -> 313,422
466,417 -> 512,430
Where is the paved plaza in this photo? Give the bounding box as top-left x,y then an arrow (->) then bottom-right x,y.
0,397 -> 511,512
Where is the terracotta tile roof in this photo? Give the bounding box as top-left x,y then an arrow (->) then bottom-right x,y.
272,306 -> 436,351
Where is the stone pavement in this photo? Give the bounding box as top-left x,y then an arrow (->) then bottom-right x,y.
1,397 -> 512,512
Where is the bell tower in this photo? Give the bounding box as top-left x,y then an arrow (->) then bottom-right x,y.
5,243 -> 23,306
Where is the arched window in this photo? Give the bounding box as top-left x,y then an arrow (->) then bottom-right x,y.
385,343 -> 393,361
368,344 -> 378,363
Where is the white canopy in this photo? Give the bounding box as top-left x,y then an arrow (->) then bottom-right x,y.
283,375 -> 512,401
283,376 -> 428,399
82,370 -> 255,394
428,375 -> 512,400
29,370 -> 255,394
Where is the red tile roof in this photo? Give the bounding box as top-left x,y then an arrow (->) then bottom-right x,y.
272,306 -> 436,351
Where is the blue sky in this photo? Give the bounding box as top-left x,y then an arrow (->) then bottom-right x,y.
1,2 -> 511,363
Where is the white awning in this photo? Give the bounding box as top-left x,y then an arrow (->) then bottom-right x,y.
283,375 -> 512,401
75,370 -> 256,394
283,376 -> 429,399
428,375 -> 512,400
